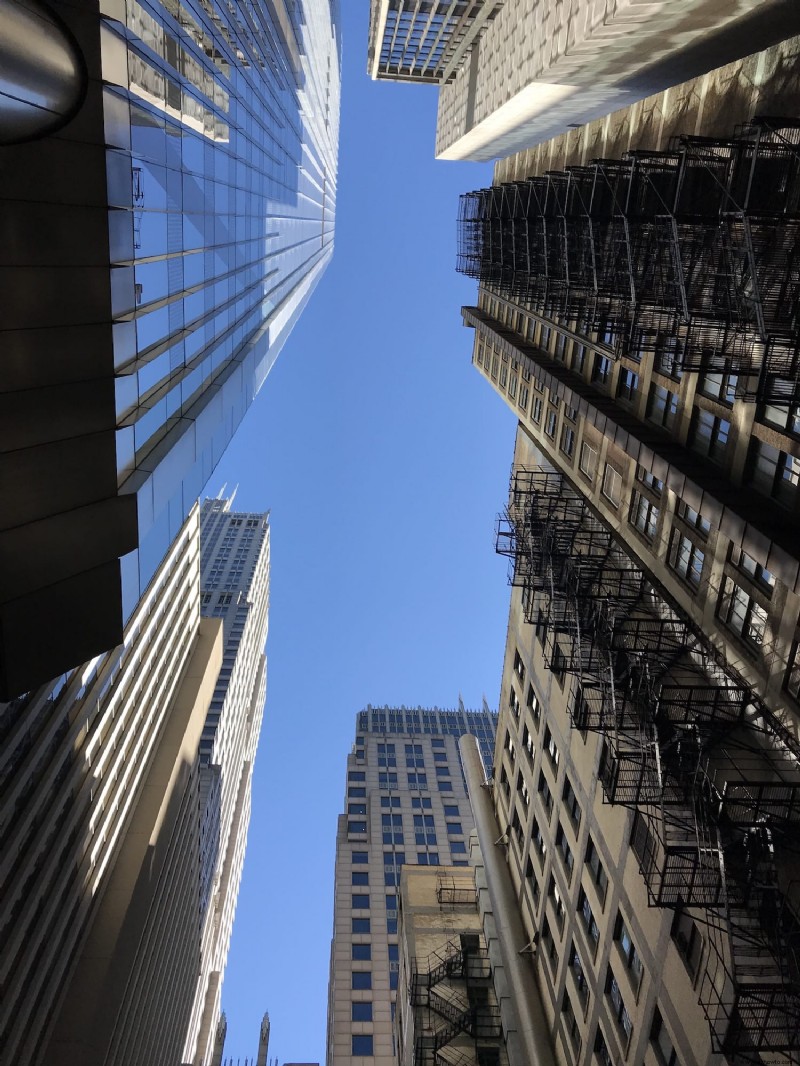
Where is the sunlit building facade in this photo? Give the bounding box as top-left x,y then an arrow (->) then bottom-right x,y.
366,0 -> 799,161
0,0 -> 340,697
450,34 -> 800,1066
326,705 -> 496,1066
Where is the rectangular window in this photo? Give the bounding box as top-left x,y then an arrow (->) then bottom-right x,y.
647,383 -> 679,429
671,908 -> 703,979
351,972 -> 372,990
568,940 -> 590,1012
352,894 -> 370,909
719,576 -> 768,647
579,441 -> 597,481
351,1035 -> 374,1055
526,684 -> 541,727
352,918 -> 370,933
630,491 -> 659,540
679,502 -> 711,537
601,465 -> 622,507
352,871 -> 369,886
562,777 -> 582,830
519,384 -> 530,411
380,795 -> 400,808
544,726 -> 560,771
730,546 -> 775,593
560,425 -> 576,458
538,771 -> 553,819
617,367 -> 639,402
531,814 -> 547,865
348,772 -> 365,782
351,1002 -> 373,1022
578,888 -> 600,955
541,916 -> 559,974
562,990 -> 582,1054
444,803 -> 459,817
669,530 -> 705,586
690,408 -> 730,463
348,821 -> 367,835
549,875 -> 566,932
348,803 -> 366,815
595,1028 -> 613,1066
556,823 -> 575,882
352,852 -> 368,864
412,796 -> 432,809
615,913 -> 644,988
348,787 -> 366,798
545,409 -> 558,439
700,367 -> 738,405
592,354 -> 611,385
451,840 -> 467,853
352,943 -> 371,961
378,772 -> 397,789
651,1008 -> 679,1066
606,968 -> 633,1044
585,837 -> 608,905
748,439 -> 800,504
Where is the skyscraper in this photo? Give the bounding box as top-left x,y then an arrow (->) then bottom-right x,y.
448,34 -> 800,1066
326,704 -> 496,1066
184,497 -> 271,1066
0,0 -> 340,698
367,0 -> 799,161
0,497 -> 270,1066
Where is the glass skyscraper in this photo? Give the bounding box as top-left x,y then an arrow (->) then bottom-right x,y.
0,0 -> 340,697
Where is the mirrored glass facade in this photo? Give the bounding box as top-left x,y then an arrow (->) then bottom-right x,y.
0,0 -> 339,696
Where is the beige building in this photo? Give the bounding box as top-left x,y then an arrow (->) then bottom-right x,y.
325,705 -> 496,1066
366,0 -> 800,161
395,864 -> 507,1066
0,505 -> 222,1065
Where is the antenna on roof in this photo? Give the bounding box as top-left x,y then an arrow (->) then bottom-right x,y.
458,693 -> 465,714
217,483 -> 227,499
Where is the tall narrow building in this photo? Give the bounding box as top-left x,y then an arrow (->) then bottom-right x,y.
0,497 -> 271,1066
0,0 -> 340,697
326,704 -> 496,1066
183,498 -> 271,1066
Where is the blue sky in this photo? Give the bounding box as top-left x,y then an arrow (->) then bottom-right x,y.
209,4 -> 516,1060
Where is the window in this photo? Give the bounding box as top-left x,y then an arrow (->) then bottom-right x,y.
592,354 -> 611,385
651,1008 -> 679,1066
351,972 -> 372,990
679,502 -> 711,537
348,787 -> 366,798
352,943 -> 371,961
700,367 -> 738,405
352,871 -> 369,886
407,772 -> 427,788
435,763 -> 450,777
531,815 -> 547,865
579,440 -> 597,481
377,742 -> 396,767
538,772 -> 553,819
562,778 -> 582,830
432,738 -> 445,748
578,888 -> 600,955
352,852 -> 368,864
412,796 -> 432,809
719,576 -> 768,647
615,913 -> 643,987
617,367 -> 639,402
433,750 -> 447,762
513,650 -> 525,683
380,795 -> 401,808
647,384 -> 679,429
352,1035 -> 374,1055
444,804 -> 459,817
352,918 -> 370,934
348,771 -> 365,782
630,491 -> 659,540
671,907 -> 703,979
438,779 -> 453,792
573,344 -> 587,373
544,727 -> 560,771
351,1002 -> 372,1022
352,894 -> 370,909
378,772 -> 397,789
562,990 -> 582,1053
759,401 -> 800,436
730,546 -> 775,593
413,813 -> 436,845
669,531 -> 704,586
541,917 -> 559,973
348,821 -> 367,834
560,425 -> 576,458
451,840 -> 467,853
381,813 -> 403,844
601,464 -> 622,507
447,822 -> 464,835
748,439 -> 800,504
690,408 -> 730,463
526,684 -> 541,727
636,465 -> 663,494
594,1028 -> 613,1066
417,852 -> 440,865
545,409 -> 558,439
556,824 -> 574,881
519,384 -> 530,412
606,968 -> 633,1044
568,940 -> 590,1011
348,803 -> 366,815
535,607 -> 548,646
549,875 -> 566,931
585,837 -> 608,905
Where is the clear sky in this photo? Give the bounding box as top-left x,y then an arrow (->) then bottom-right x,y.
209,4 -> 517,1060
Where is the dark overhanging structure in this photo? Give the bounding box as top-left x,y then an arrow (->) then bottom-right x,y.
457,116 -> 800,406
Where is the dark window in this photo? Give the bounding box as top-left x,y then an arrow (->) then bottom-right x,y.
351,1002 -> 372,1022
690,409 -> 730,462
630,491 -> 659,540
671,907 -> 703,979
352,852 -> 368,864
651,1008 -> 679,1066
647,383 -> 679,429
352,871 -> 369,886
617,367 -> 639,402
347,821 -> 366,834
447,822 -> 463,835
748,439 -> 800,504
592,354 -> 611,385
669,530 -> 704,586
348,771 -> 365,782
451,841 -> 467,853
351,972 -> 372,990
352,894 -> 370,909
352,943 -> 371,961
444,804 -> 459,817
348,803 -> 366,815
718,577 -> 768,647
351,1034 -> 374,1055
352,918 -> 370,934
348,787 -> 366,798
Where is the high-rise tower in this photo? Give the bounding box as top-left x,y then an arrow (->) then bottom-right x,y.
0,0 -> 340,697
325,705 -> 496,1066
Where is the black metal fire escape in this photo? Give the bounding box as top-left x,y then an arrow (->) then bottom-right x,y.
496,469 -> 800,1064
458,117 -> 800,404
